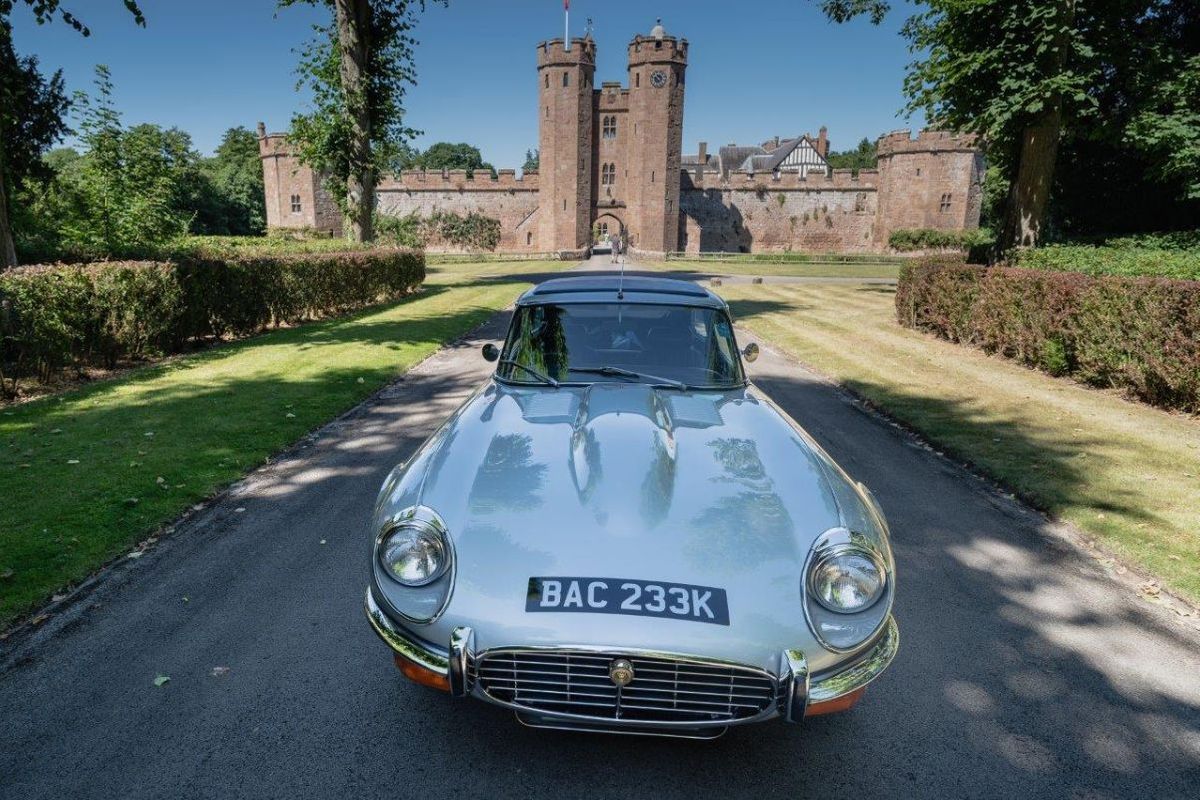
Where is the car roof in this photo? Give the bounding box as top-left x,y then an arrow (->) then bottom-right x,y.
518,276 -> 727,310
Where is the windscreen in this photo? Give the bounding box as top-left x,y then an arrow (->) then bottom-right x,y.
497,302 -> 745,389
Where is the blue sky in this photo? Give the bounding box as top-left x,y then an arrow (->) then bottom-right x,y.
9,0 -> 924,166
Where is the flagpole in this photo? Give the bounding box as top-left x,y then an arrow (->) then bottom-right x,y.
564,1 -> 569,51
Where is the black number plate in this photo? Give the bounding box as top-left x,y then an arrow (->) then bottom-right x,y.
525,577 -> 730,626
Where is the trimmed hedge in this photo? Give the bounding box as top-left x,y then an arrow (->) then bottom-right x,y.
0,248 -> 424,394
897,258 -> 1200,411
888,227 -> 994,253
1011,245 -> 1200,280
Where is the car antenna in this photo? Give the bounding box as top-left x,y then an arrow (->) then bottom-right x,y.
617,252 -> 625,300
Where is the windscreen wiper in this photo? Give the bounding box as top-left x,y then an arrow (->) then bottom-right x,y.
572,365 -> 688,391
498,359 -> 559,387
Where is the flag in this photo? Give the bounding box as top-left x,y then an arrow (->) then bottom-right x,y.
564,1 -> 570,9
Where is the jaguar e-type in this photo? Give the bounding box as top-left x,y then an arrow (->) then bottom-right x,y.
366,275 -> 898,738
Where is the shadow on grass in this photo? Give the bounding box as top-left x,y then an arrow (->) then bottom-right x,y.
0,288 -> 511,624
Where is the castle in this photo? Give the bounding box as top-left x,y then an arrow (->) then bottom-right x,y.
259,22 -> 983,256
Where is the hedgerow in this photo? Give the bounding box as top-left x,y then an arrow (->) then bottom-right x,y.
0,248 -> 424,395
1010,245 -> 1200,280
897,258 -> 1200,411
888,228 -> 994,253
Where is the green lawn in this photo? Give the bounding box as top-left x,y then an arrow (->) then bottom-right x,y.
719,281 -> 1200,606
645,259 -> 901,280
0,260 -> 567,625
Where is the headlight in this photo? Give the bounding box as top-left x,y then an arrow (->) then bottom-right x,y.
379,523 -> 448,586
809,548 -> 885,614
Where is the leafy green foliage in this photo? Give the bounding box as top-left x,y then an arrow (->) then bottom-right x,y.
897,258 -> 1200,411
11,67 -> 267,261
1126,54 -> 1200,200
522,148 -> 539,173
1009,245 -> 1200,280
407,141 -> 495,177
373,209 -> 501,251
818,1 -> 1200,242
0,246 -> 425,393
888,228 -> 993,253
197,127 -> 267,236
283,0 -> 445,234
0,0 -> 145,37
825,137 -> 876,171
0,20 -> 69,199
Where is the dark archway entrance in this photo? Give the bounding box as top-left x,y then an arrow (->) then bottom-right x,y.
593,212 -> 626,253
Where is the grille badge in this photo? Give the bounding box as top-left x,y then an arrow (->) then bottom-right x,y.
608,658 -> 635,687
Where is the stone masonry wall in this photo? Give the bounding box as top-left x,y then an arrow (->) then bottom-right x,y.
259,132 -> 340,234
375,170 -> 542,252
679,169 -> 881,253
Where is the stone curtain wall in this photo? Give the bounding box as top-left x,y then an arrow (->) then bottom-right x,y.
679,170 -> 880,253
375,170 -> 542,252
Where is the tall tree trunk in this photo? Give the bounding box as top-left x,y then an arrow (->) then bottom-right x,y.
1000,103 -> 1063,249
0,137 -> 16,268
999,0 -> 1075,250
335,0 -> 374,242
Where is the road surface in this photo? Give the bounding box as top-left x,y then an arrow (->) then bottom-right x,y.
2,266 -> 1198,799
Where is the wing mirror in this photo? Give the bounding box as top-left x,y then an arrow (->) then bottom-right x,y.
742,342 -> 760,363
482,343 -> 500,362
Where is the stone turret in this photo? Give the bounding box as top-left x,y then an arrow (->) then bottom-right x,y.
537,38 -> 596,253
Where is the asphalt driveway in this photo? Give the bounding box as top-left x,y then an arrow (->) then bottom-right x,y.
2,272 -> 1198,799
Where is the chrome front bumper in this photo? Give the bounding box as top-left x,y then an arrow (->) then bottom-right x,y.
365,589 -> 899,731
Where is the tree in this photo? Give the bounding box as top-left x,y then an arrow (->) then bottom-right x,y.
410,141 -> 494,176
817,0 -> 1199,247
0,20 -> 69,266
201,126 -> 266,235
826,137 -> 876,171
522,148 -> 539,173
0,1 -> 144,36
0,2 -> 145,266
283,0 -> 445,242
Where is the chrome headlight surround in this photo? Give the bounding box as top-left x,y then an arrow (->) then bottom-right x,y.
807,545 -> 887,614
372,505 -> 455,624
378,520 -> 449,586
803,527 -> 893,653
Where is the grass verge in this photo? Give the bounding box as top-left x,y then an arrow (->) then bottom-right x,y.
645,259 -> 901,280
718,281 -> 1200,605
0,260 -> 568,626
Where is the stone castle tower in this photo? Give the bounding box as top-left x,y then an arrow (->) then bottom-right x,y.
537,22 -> 687,255
258,21 -> 983,256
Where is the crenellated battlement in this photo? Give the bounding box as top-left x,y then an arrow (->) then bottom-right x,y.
681,168 -> 880,191
596,82 -> 630,110
537,38 -> 596,67
376,169 -> 540,192
876,129 -> 979,156
628,35 -> 688,65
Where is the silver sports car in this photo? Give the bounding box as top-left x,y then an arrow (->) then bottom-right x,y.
366,275 -> 898,738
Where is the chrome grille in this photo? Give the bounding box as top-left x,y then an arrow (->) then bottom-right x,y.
475,650 -> 777,723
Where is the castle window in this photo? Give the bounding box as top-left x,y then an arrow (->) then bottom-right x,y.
290,194 -> 301,214
635,72 -> 640,88
602,116 -> 617,139
916,168 -> 921,176
939,193 -> 953,212
527,231 -> 533,246
651,171 -> 656,184
563,72 -> 569,87
601,163 -> 616,185
545,73 -> 549,88
599,222 -> 609,237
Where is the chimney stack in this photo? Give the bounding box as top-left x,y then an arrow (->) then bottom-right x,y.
698,141 -> 708,164
256,121 -> 267,139
818,126 -> 828,157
